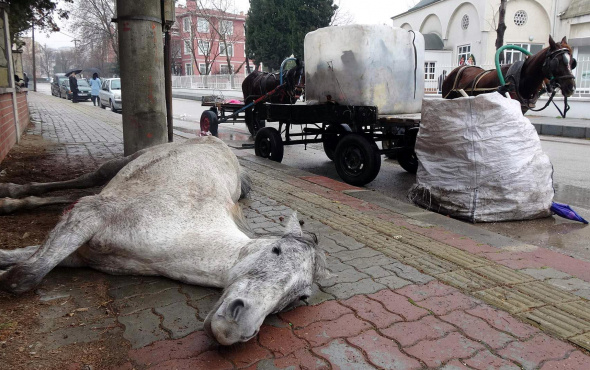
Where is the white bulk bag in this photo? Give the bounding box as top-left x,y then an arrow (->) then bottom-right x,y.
408,92 -> 553,223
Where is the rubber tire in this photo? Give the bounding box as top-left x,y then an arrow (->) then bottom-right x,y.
200,110 -> 219,137
322,124 -> 351,161
244,98 -> 266,136
100,98 -> 105,109
110,100 -> 116,112
255,127 -> 284,162
398,149 -> 419,174
334,134 -> 381,186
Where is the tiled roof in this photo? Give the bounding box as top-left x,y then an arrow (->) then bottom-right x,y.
392,0 -> 443,19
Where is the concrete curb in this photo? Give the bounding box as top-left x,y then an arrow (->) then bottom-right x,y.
532,123 -> 590,139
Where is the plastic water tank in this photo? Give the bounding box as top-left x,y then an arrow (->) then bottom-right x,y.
304,25 -> 425,114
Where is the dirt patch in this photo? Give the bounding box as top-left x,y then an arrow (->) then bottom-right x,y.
0,129 -> 130,369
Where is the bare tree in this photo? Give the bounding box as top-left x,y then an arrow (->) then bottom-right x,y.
330,1 -> 354,26
54,49 -> 75,73
39,43 -> 55,78
69,0 -> 118,64
196,0 -> 246,74
183,13 -> 221,75
495,0 -> 507,63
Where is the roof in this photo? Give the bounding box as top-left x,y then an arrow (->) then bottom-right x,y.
561,0 -> 590,19
424,33 -> 444,50
392,0 -> 442,19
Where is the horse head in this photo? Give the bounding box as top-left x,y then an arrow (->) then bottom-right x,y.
287,59 -> 305,100
544,36 -> 576,97
204,212 -> 328,345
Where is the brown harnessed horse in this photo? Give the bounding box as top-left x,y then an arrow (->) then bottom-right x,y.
441,36 -> 577,116
241,59 -> 305,104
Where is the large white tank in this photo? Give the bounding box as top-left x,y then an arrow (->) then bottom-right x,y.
304,25 -> 425,114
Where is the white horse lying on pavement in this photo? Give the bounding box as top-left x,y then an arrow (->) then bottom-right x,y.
0,136 -> 328,345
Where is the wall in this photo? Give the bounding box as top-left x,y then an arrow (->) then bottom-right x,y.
0,91 -> 29,163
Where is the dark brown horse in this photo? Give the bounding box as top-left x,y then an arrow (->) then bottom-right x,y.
242,59 -> 305,104
442,36 -> 576,114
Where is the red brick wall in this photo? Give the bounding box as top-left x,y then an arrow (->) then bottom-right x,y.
0,92 -> 30,163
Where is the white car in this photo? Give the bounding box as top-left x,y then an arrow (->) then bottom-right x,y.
99,78 -> 122,112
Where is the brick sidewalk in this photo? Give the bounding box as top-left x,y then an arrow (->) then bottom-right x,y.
1,92 -> 589,369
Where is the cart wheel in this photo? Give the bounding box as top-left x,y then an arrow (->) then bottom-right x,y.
334,134 -> 381,186
398,149 -> 419,174
200,110 -> 219,137
245,98 -> 266,136
322,124 -> 351,161
255,127 -> 284,162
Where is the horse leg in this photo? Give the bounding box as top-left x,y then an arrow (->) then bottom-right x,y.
0,149 -> 147,199
0,195 -> 81,215
0,197 -> 102,294
0,245 -> 40,269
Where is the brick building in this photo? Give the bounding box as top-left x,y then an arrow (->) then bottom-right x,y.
173,0 -> 252,76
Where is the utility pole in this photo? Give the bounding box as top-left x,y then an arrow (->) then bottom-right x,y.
116,1 -> 167,155
72,38 -> 81,66
32,19 -> 37,92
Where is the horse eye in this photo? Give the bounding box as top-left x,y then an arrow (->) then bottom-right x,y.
272,246 -> 281,256
300,295 -> 309,301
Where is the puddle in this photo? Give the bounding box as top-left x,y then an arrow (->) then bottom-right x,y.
173,126 -> 252,142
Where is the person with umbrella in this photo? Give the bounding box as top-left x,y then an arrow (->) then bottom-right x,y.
69,72 -> 79,103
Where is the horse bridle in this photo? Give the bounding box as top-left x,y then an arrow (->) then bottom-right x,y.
285,68 -> 305,101
541,48 -> 576,89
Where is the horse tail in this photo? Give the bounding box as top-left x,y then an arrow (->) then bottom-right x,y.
239,171 -> 251,200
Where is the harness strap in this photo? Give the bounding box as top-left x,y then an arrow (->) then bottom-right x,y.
443,66 -> 471,99
470,70 -> 493,94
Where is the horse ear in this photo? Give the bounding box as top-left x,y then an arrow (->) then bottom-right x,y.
561,36 -> 568,45
549,36 -> 558,50
283,212 -> 302,237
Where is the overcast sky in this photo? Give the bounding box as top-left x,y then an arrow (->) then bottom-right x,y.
24,0 -> 417,49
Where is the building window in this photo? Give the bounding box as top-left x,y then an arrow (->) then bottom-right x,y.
197,17 -> 209,33
457,45 -> 471,65
199,63 -> 207,75
184,40 -> 191,55
221,20 -> 234,35
461,14 -> 469,30
197,40 -> 210,55
503,43 -> 543,64
185,63 -> 193,75
220,64 -> 233,74
183,17 -> 191,32
424,62 -> 436,80
219,43 -> 234,57
514,10 -> 527,26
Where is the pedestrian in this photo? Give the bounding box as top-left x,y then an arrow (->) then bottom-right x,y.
23,72 -> 29,88
89,72 -> 101,106
69,72 -> 79,103
466,54 -> 476,66
459,56 -> 465,66
437,70 -> 447,94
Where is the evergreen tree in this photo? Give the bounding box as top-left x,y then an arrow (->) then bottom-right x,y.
245,0 -> 336,70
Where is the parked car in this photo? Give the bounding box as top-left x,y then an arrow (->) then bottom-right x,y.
51,73 -> 67,97
99,78 -> 122,112
58,79 -> 91,101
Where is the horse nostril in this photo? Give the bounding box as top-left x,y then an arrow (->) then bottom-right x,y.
227,299 -> 245,321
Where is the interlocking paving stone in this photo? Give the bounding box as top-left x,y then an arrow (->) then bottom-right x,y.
331,247 -> 383,261
440,311 -> 515,350
114,288 -> 187,316
404,332 -> 484,368
382,261 -> 435,285
437,269 -> 497,292
418,292 -> 480,316
474,287 -> 545,314
363,265 -> 393,278
257,325 -> 307,357
429,248 -> 490,269
368,289 -> 430,321
43,318 -> 119,350
294,313 -> 372,347
380,315 -> 456,347
498,334 -> 575,369
547,277 -> 590,291
322,278 -> 387,299
340,295 -> 403,328
118,309 -> 168,348
514,281 -> 581,305
344,255 -> 397,270
404,255 -> 460,275
347,330 -> 423,369
466,305 -> 539,340
324,231 -> 365,250
520,268 -> 572,281
473,265 -> 535,285
318,268 -> 370,287
396,280 -> 459,302
540,350 -> 590,370
463,350 -> 520,370
279,301 -> 352,328
326,256 -> 353,273
312,339 -> 375,369
193,293 -> 222,320
154,301 -> 203,339
518,306 -> 590,338
375,275 -> 412,290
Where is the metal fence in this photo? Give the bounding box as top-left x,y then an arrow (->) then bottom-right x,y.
171,74 -> 245,90
424,58 -> 590,97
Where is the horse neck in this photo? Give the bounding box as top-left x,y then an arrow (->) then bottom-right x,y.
519,49 -> 548,98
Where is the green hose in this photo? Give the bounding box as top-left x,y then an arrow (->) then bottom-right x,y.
495,45 -> 532,85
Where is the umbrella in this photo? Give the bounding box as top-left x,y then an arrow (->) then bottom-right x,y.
84,67 -> 101,76
550,202 -> 589,224
65,68 -> 83,77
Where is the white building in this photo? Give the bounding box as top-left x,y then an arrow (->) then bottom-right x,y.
392,0 -> 590,94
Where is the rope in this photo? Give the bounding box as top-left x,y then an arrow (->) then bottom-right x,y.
408,30 -> 417,99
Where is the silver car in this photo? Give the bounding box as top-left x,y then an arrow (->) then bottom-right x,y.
99,78 -> 122,112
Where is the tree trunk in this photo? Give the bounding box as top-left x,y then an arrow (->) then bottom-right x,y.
495,0 -> 507,64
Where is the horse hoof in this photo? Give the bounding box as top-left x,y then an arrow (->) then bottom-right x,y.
0,183 -> 29,199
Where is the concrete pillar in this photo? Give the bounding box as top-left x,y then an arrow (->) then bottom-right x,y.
116,1 -> 167,156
